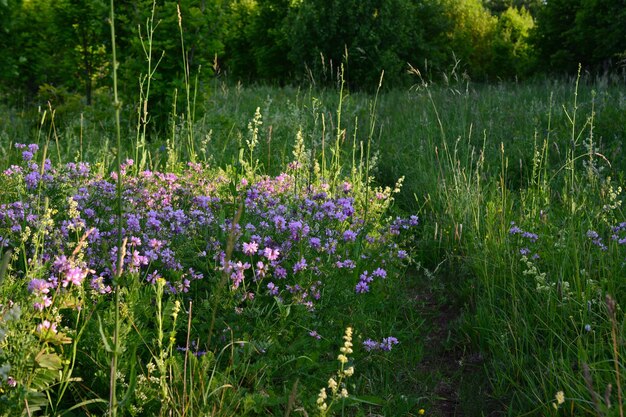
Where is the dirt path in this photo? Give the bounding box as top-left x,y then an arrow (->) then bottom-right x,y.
412,267 -> 499,417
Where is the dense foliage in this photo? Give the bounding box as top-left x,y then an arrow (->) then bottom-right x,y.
1,0 -> 625,106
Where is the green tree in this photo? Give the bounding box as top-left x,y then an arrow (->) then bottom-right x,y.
0,0 -> 22,95
223,0 -> 293,81
9,0 -> 64,96
572,0 -> 626,71
443,0 -> 497,79
286,0 -> 448,89
532,0 -> 581,73
222,0 -> 257,80
54,0 -> 109,104
490,6 -> 535,77
0,0 -> 109,105
483,0 -> 543,16
533,0 -> 626,74
116,0 -> 225,130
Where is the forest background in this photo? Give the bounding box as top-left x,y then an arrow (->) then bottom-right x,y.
1,0 -> 625,122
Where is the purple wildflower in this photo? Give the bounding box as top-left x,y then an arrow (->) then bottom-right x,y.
363,339 -> 379,351
587,230 -> 608,251
372,268 -> 387,279
22,151 -> 33,162
343,229 -> 357,242
91,276 -> 112,294
28,279 -> 52,295
355,281 -> 369,293
37,320 -> 57,334
263,247 -> 280,261
267,282 -> 279,296
380,337 -> 399,351
293,257 -> 307,273
274,266 -> 287,279
509,224 -> 522,235
62,267 -> 89,287
309,237 -> 321,249
359,271 -> 373,283
521,231 -> 539,242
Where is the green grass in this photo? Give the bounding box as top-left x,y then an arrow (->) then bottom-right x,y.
1,72 -> 626,416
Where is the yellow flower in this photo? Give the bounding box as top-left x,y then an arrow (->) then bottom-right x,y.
316,387 -> 327,406
418,409 -> 425,415
343,366 -> 354,377
344,327 -> 353,341
337,354 -> 348,364
328,377 -> 338,392
555,390 -> 565,405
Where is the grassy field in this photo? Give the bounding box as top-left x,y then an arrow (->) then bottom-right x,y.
1,72 -> 626,416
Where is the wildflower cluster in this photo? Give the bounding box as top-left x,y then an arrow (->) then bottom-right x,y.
587,221 -> 626,254
362,336 -> 400,352
1,146 -> 417,313
0,143 -> 419,410
508,221 -> 540,258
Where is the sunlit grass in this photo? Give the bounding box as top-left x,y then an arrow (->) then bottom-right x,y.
1,71 -> 626,415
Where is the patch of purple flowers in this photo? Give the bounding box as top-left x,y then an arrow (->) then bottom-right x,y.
363,336 -> 399,352
1,143 -> 420,322
587,230 -> 608,251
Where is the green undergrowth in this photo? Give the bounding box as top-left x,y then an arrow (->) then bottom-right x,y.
1,71 -> 626,415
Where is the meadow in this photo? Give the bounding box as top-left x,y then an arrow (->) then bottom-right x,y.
1,69 -> 626,417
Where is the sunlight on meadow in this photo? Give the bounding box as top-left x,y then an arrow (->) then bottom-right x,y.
1,0 -> 626,416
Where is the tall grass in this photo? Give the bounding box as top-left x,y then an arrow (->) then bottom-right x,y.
1,51 -> 626,415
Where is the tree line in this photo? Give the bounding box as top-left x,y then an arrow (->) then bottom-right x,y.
0,0 -> 624,108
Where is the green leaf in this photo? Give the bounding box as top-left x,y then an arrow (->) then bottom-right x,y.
97,314 -> 113,353
22,389 -> 47,416
0,248 -> 12,285
118,344 -> 138,408
58,398 -> 108,416
30,368 -> 58,391
35,351 -> 63,370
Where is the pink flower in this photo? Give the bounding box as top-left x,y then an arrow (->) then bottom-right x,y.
37,320 -> 57,334
62,267 -> 88,287
243,241 -> 259,256
263,247 -> 280,261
